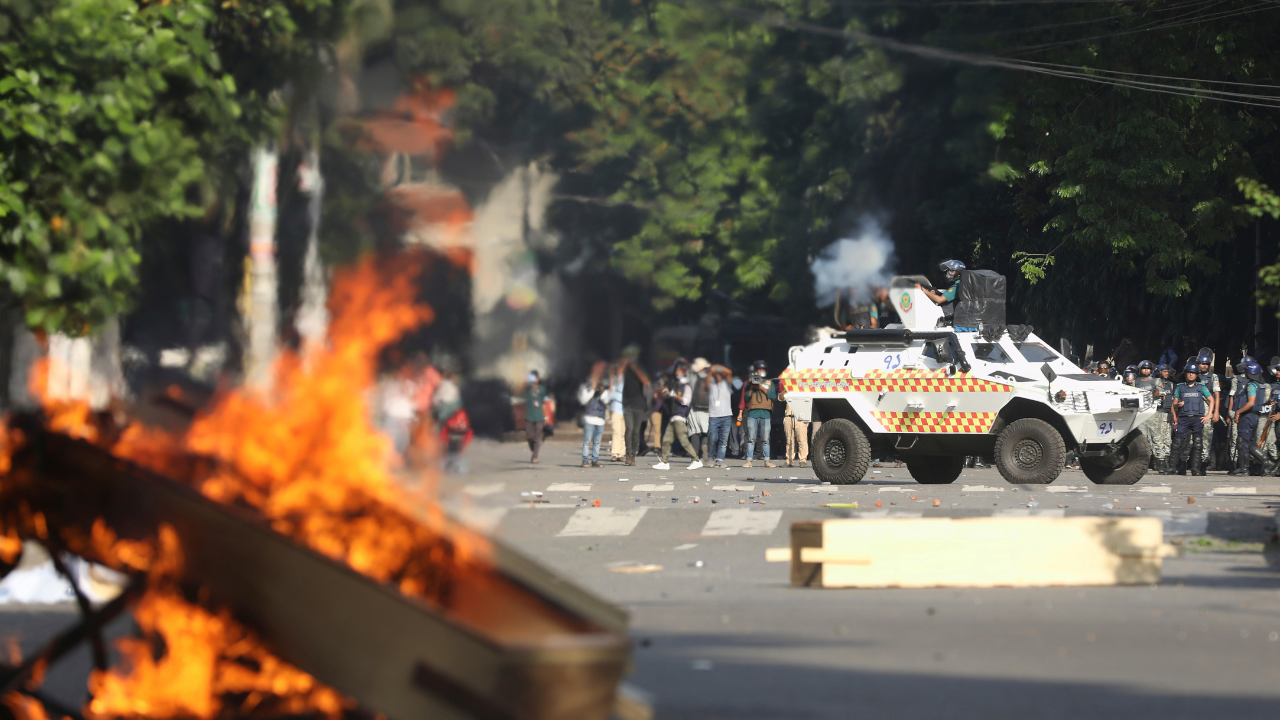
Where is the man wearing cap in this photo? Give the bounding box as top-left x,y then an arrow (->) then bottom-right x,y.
687,358 -> 713,464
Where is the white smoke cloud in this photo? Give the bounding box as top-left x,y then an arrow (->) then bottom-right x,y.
810,217 -> 897,307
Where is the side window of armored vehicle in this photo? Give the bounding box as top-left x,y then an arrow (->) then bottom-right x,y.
1014,342 -> 1058,363
970,343 -> 1013,363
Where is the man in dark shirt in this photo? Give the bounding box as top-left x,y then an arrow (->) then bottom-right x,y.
618,345 -> 650,466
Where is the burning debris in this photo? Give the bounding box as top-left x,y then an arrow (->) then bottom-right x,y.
0,255 -> 630,720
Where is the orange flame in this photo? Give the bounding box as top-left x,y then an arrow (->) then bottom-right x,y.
7,253 -> 488,719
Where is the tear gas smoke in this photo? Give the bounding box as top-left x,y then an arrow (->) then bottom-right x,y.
810,217 -> 897,307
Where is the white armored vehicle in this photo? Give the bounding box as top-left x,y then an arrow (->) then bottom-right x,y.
781,274 -> 1156,486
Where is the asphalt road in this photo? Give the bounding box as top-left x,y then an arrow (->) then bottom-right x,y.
441,436 -> 1280,720
2,436 -> 1276,719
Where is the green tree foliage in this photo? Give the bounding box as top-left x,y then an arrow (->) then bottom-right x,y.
0,0 -> 344,335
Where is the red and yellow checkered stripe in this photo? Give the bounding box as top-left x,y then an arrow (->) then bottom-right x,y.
871,411 -> 998,434
780,368 -> 1010,394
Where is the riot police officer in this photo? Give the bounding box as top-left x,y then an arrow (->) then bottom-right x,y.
1123,365 -> 1138,386
1229,360 -> 1265,476
1194,351 -> 1223,470
1133,361 -> 1161,470
1154,364 -> 1175,473
1171,362 -> 1212,476
915,260 -> 964,311
1267,358 -> 1280,475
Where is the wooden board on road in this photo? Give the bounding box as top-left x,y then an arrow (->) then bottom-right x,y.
768,516 -> 1176,588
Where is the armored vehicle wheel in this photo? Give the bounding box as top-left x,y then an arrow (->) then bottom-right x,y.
994,418 -> 1065,485
905,455 -> 965,485
811,419 -> 871,485
1081,433 -> 1151,485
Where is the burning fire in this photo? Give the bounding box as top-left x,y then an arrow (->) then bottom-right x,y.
0,253 -> 491,718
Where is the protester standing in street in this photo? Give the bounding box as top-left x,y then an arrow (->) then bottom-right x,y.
608,362 -> 626,462
618,346 -> 650,466
706,362 -> 734,467
738,359 -> 777,468
687,358 -> 712,463
783,402 -> 809,468
1171,362 -> 1211,476
522,370 -> 548,464
653,359 -> 703,470
578,364 -> 609,468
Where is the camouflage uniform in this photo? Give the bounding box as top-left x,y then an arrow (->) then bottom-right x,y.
1201,371 -> 1222,466
1135,373 -> 1164,467
1152,374 -> 1175,468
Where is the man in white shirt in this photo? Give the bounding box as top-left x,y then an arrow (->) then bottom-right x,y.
705,362 -> 734,467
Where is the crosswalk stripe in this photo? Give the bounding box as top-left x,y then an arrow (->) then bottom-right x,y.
547,483 -> 592,492
700,509 -> 783,536
632,483 -> 674,491
556,508 -> 649,537
712,484 -> 754,491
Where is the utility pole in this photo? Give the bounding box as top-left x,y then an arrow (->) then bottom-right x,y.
245,145 -> 279,389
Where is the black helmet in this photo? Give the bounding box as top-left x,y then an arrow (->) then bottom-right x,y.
1138,360 -> 1153,371
1184,362 -> 1199,374
938,259 -> 966,282
752,359 -> 767,372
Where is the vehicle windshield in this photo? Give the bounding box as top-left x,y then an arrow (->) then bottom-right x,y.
970,342 -> 1013,363
1015,342 -> 1059,363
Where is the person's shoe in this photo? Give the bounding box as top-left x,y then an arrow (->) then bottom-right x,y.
582,461 -> 591,468
1229,467 -> 1247,476
764,461 -> 776,468
715,459 -> 725,468
743,461 -> 753,468
786,460 -> 793,467
653,461 -> 671,470
592,461 -> 603,468
625,454 -> 635,466
799,460 -> 807,468
688,460 -> 704,470
531,457 -> 539,464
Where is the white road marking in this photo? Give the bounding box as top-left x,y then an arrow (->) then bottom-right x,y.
557,508 -> 649,537
961,485 -> 1003,492
878,486 -> 913,493
673,543 -> 699,550
1046,486 -> 1086,493
461,483 -> 504,497
712,484 -> 755,491
1212,487 -> 1256,495
632,483 -> 675,491
994,508 -> 1066,518
547,483 -> 592,492
700,509 -> 784,536
793,485 -> 823,493
444,504 -> 509,532
1138,486 -> 1171,494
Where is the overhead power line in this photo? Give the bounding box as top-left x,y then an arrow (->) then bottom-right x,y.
722,5 -> 1280,109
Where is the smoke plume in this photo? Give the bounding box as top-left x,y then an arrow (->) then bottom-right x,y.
810,217 -> 897,307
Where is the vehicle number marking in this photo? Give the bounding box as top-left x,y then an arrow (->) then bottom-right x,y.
882,354 -> 902,371
1097,421 -> 1115,437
